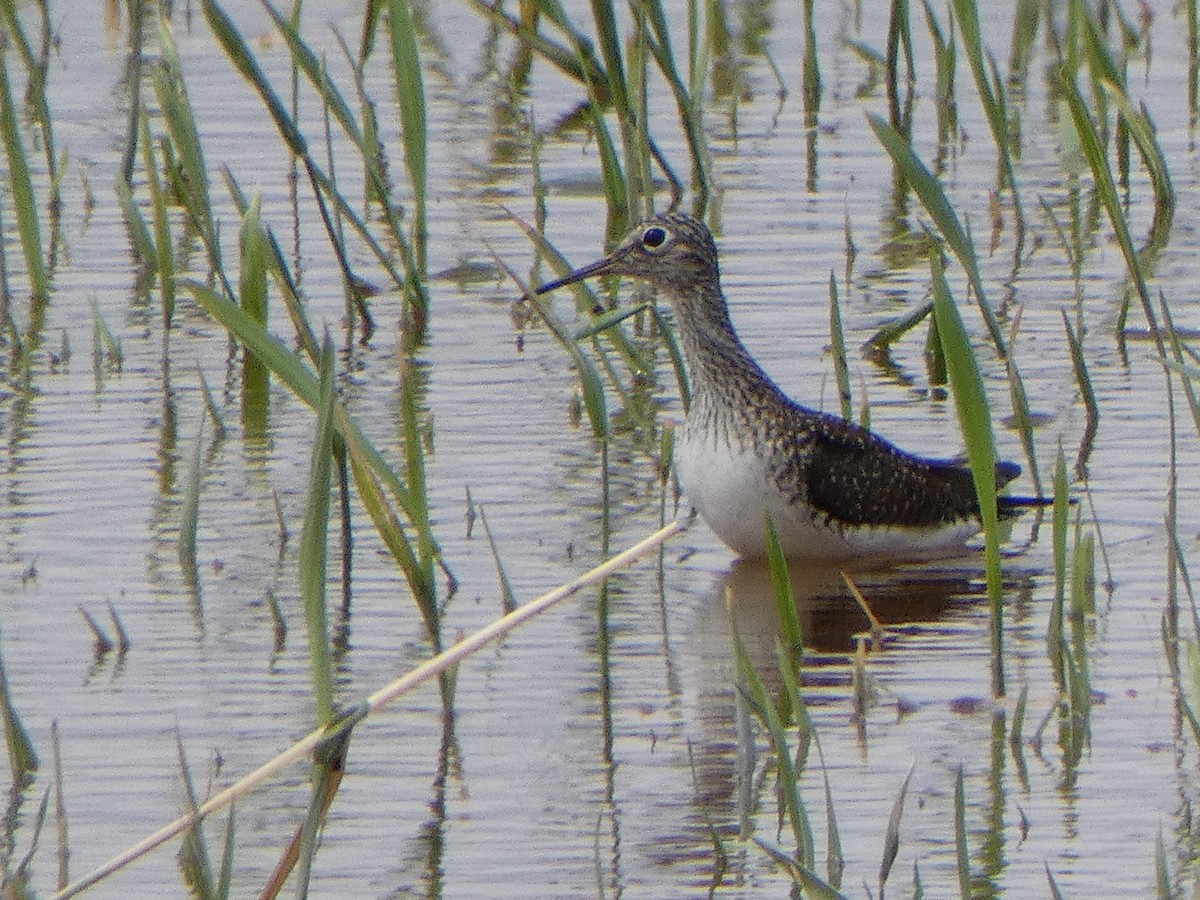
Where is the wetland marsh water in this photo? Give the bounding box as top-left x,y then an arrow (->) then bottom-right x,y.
3,0 -> 1200,896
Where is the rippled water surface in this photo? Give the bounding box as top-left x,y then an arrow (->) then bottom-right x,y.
4,0 -> 1200,897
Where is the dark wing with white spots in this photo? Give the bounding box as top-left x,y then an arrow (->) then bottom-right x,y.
800,417 -> 1019,528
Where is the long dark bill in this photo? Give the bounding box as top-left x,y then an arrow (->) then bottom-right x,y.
534,253 -> 623,295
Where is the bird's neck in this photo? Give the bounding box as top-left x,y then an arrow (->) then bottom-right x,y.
666,283 -> 789,415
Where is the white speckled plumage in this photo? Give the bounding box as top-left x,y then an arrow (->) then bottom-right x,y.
537,211 -> 1039,563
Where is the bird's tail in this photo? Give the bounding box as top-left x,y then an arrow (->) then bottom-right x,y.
998,494 -> 1061,517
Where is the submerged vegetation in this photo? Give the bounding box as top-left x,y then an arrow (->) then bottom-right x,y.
0,0 -> 1195,896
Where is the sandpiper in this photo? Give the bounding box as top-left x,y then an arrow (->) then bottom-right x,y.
536,211 -> 1043,563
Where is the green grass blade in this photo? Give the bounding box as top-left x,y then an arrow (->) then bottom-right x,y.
865,298 -> 932,350
239,194 -> 270,437
954,766 -> 970,898
386,0 -> 428,274
1008,0 -> 1039,84
730,618 -> 814,866
1003,350 -> 1040,494
950,0 -> 1023,228
1154,828 -> 1172,898
216,807 -> 234,900
187,282 -> 319,404
686,0 -> 706,106
1071,0 -> 1174,253
175,736 -> 214,898
477,504 -> 518,612
775,637 -> 811,766
1157,298 -> 1200,443
11,786 -> 49,893
261,0 -> 367,151
801,0 -> 822,118
203,0 -> 422,320
300,337 -> 337,726
223,168 -> 321,363
202,0 -> 305,152
765,517 -> 803,669
273,7 -> 398,244
884,0 -> 914,136
1184,640 -> 1200,745
50,721 -> 67,887
634,5 -> 710,203
1167,622 -> 1200,745
0,629 -> 38,783
817,746 -> 844,887
879,763 -> 915,895
0,1 -> 58,194
653,305 -> 690,412
925,309 -> 947,388
154,14 -> 217,256
586,0 -> 634,213
90,299 -> 124,377
828,272 -> 852,420
868,114 -> 1006,355
575,343 -> 611,443
1071,532 -> 1096,617
399,358 -> 438,615
509,210 -> 652,379
923,0 -> 958,145
346,451 -> 434,629
114,176 -> 156,274
185,280 -> 428,539
138,112 -> 175,332
291,739 -> 347,896
1191,0 -> 1200,120
585,101 -> 629,235
1098,81 -> 1175,255
491,240 -> 611,443
1057,70 -> 1160,350
572,302 -> 649,341
1061,311 -> 1099,475
469,0 -> 609,94
0,47 -> 47,302
752,837 -> 849,898
930,251 -> 1005,697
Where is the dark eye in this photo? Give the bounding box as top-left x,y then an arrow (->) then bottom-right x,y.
642,226 -> 668,249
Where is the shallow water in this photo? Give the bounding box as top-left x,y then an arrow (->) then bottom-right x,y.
3,0 -> 1200,897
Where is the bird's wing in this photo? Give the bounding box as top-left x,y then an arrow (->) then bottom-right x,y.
800,420 -> 984,528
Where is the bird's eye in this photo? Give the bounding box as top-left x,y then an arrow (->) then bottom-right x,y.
641,226 -> 668,250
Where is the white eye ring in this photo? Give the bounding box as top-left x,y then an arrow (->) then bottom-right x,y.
641,225 -> 669,251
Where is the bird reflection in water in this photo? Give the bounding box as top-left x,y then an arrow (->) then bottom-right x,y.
675,557 -> 1039,856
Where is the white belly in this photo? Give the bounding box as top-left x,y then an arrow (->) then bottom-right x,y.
674,424 -> 980,563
